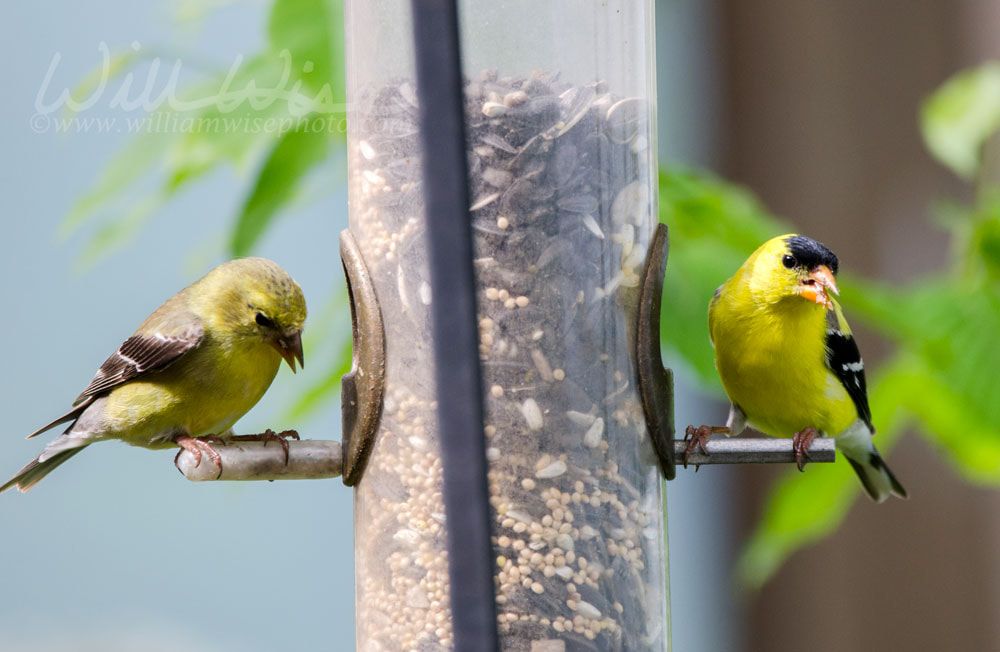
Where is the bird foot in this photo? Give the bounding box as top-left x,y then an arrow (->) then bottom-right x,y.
683,425 -> 730,470
229,429 -> 300,465
792,427 -> 819,472
173,434 -> 224,478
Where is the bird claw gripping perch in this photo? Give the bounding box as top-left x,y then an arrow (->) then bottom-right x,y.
682,425 -> 731,470
683,426 -> 710,470
792,427 -> 819,472
173,434 -> 225,479
229,429 -> 301,465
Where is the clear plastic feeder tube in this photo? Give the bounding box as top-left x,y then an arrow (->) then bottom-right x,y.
345,1 -> 666,650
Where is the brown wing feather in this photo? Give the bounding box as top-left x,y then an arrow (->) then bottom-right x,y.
74,320 -> 203,403
26,300 -> 204,441
27,324 -> 199,440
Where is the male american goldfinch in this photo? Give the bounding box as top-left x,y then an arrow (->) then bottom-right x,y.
1,257 -> 306,494
686,234 -> 906,503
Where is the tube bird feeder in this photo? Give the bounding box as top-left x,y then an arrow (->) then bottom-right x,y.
344,1 -> 668,649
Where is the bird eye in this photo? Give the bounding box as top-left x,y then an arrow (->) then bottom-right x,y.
255,312 -> 276,329
782,254 -> 797,269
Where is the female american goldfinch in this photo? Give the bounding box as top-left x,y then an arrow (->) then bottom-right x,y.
1,257 -> 307,494
686,234 -> 906,503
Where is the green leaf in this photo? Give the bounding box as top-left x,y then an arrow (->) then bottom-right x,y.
969,193 -> 1000,277
268,0 -> 344,102
883,285 -> 1000,477
163,54 -> 309,191
920,62 -> 1000,179
229,120 -> 330,256
899,357 -> 1000,483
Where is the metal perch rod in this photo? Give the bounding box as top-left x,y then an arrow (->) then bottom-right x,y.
674,437 -> 836,466
176,437 -> 834,481
177,440 -> 342,482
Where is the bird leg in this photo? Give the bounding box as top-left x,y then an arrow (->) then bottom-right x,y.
792,427 -> 819,472
229,429 -> 300,465
173,434 -> 224,479
683,425 -> 731,470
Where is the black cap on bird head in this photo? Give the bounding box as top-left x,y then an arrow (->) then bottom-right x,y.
784,235 -> 839,275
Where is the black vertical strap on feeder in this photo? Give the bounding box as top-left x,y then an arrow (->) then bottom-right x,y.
409,1 -> 500,650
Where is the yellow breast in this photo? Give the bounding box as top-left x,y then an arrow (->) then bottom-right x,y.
710,287 -> 856,437
103,337 -> 282,448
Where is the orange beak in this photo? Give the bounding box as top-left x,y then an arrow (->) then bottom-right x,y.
270,331 -> 304,372
798,265 -> 839,309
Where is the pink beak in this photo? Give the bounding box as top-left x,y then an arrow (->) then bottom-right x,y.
798,265 -> 839,309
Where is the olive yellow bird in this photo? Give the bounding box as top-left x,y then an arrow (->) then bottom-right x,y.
1,257 -> 306,494
686,234 -> 906,502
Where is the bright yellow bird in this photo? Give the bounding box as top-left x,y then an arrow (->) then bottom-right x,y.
1,257 -> 306,494
687,234 -> 906,502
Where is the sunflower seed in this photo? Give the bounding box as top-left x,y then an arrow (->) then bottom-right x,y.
483,101 -> 508,117
583,418 -> 605,448
535,459 -> 567,479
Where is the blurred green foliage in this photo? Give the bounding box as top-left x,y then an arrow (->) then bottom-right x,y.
65,0 -> 345,265
920,62 -> 1000,181
66,3 -> 1000,589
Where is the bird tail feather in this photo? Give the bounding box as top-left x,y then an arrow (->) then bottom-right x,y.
0,445 -> 88,494
843,448 -> 907,503
836,422 -> 906,503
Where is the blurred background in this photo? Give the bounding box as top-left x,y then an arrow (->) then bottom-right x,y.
2,1 -> 1000,651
